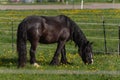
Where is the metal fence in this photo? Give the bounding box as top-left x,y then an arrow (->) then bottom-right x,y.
0,17 -> 119,54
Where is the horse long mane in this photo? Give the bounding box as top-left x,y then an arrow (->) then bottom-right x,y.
59,15 -> 88,48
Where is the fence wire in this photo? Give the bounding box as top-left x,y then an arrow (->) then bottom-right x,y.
0,20 -> 119,54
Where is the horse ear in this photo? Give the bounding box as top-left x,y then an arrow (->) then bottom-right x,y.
86,41 -> 93,45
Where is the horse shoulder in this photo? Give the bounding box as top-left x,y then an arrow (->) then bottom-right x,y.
59,27 -> 70,41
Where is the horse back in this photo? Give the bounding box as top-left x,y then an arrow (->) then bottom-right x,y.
40,16 -> 71,43
23,15 -> 71,44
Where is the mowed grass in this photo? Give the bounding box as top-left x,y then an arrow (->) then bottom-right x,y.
0,48 -> 120,80
0,9 -> 120,79
0,73 -> 120,80
0,43 -> 120,79
1,47 -> 120,70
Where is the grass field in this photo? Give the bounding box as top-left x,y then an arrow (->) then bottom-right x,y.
0,9 -> 120,79
0,9 -> 119,53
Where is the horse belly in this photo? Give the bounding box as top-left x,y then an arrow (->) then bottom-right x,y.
39,35 -> 58,44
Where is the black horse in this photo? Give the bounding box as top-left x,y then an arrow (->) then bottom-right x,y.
17,15 -> 93,68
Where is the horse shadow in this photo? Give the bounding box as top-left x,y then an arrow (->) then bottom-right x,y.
0,57 -> 17,68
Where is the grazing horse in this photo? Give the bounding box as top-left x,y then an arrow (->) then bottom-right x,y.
17,15 -> 93,68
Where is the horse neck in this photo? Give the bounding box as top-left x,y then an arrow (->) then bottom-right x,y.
73,28 -> 87,48
65,16 -> 88,48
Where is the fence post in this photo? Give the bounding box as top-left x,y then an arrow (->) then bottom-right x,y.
118,25 -> 120,55
102,19 -> 107,54
11,21 -> 14,53
81,0 -> 83,9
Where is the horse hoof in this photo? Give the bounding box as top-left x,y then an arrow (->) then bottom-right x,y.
61,61 -> 71,65
60,60 -> 70,64
50,61 -> 59,65
18,63 -> 26,68
67,62 -> 72,65
33,63 -> 40,68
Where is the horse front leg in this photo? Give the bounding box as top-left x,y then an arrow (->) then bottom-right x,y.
60,45 -> 70,64
50,41 -> 66,65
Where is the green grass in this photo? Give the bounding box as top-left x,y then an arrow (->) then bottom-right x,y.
0,49 -> 120,79
0,73 -> 119,80
0,73 -> 120,80
0,9 -> 119,53
0,9 -> 120,79
1,49 -> 120,70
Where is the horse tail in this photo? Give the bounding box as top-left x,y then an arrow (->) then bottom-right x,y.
17,21 -> 27,68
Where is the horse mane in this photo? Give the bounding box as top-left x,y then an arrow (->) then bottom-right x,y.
59,15 -> 88,48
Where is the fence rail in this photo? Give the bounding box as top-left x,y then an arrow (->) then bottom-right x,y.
0,9 -> 120,54
0,19 -> 119,54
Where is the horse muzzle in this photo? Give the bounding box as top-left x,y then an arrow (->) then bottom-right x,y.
85,59 -> 94,65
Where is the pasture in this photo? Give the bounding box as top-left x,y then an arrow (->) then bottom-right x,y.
0,9 -> 120,79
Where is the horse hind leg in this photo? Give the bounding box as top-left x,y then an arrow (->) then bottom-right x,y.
30,41 -> 39,67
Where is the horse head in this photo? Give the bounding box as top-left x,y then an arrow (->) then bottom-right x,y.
78,41 -> 93,64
